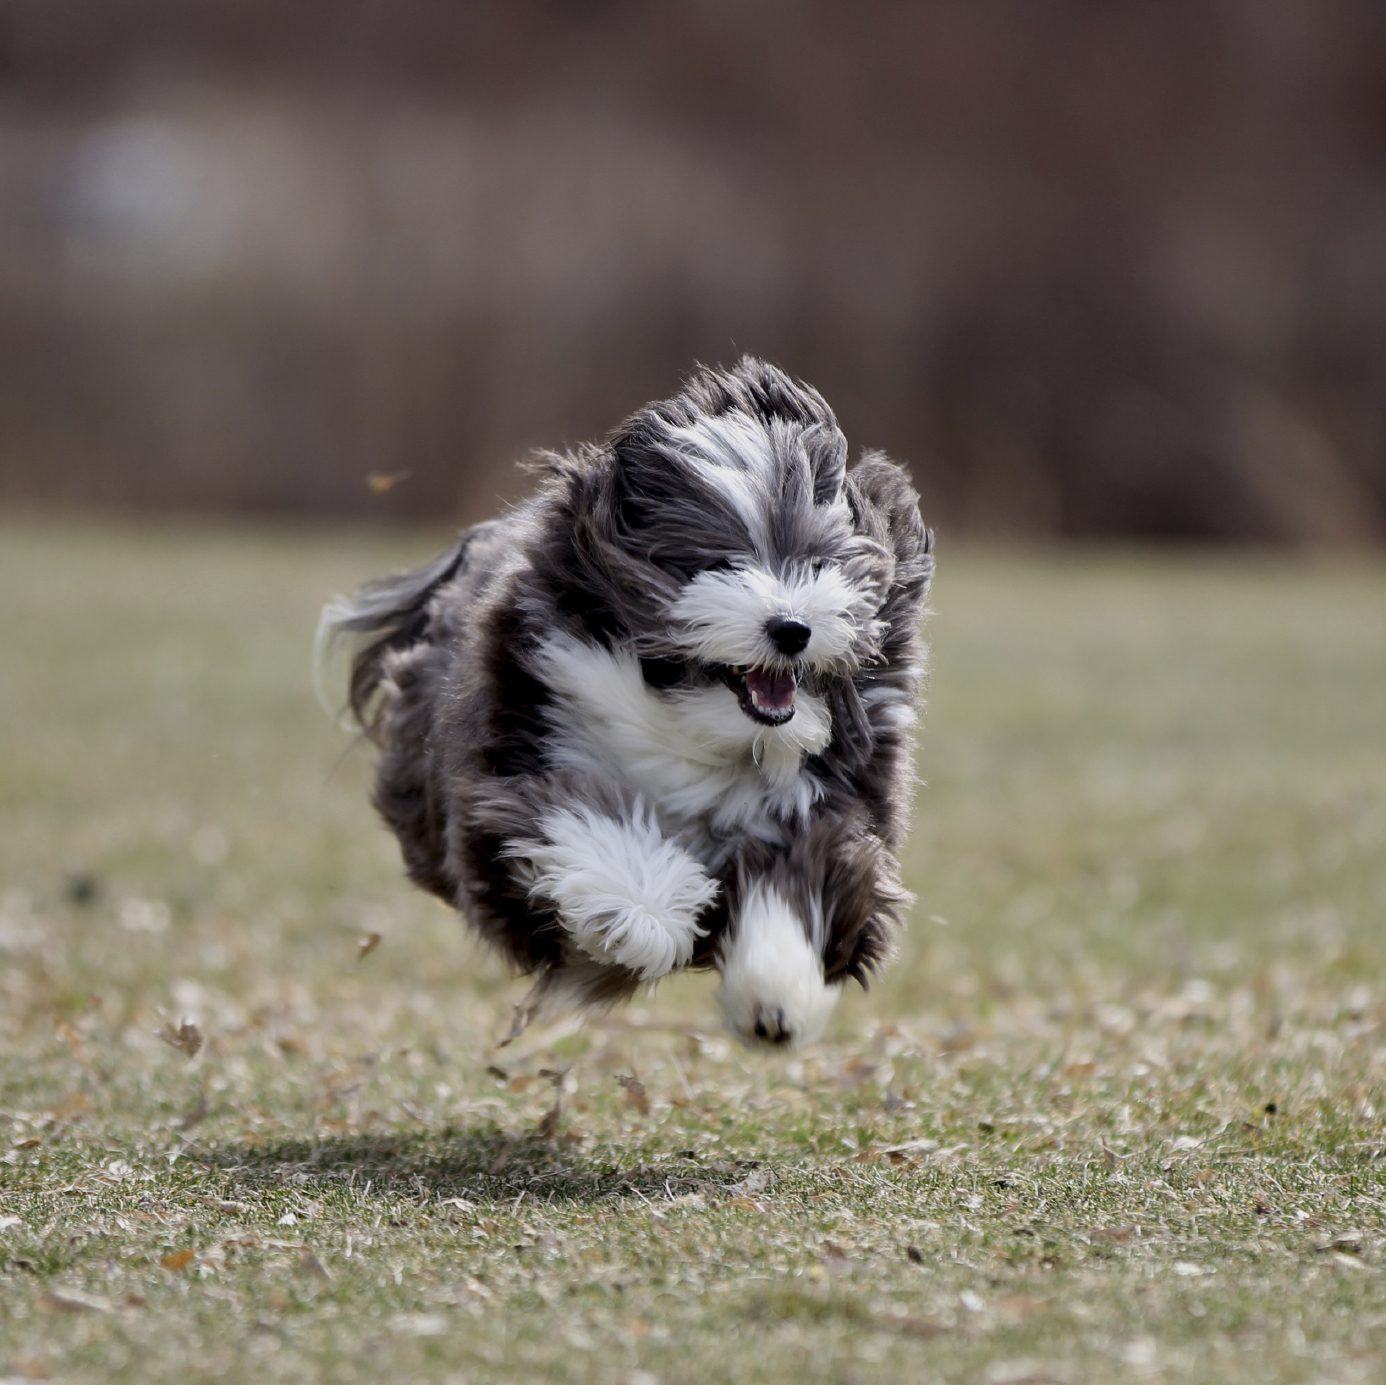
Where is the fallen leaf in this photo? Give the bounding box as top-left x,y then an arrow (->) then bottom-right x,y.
488,1134 -> 517,1173
876,1305 -> 949,1338
39,1287 -> 114,1314
158,1020 -> 203,1059
161,1249 -> 196,1271
984,1361 -> 1070,1385
298,1248 -> 332,1281
49,1091 -> 91,1122
366,470 -> 412,494
174,1094 -> 209,1131
729,1167 -> 772,1196
617,1074 -> 651,1115
995,1294 -> 1051,1323
391,1311 -> 447,1337
535,1100 -> 562,1140
1088,1225 -> 1137,1244
1314,1231 -> 1365,1254
356,931 -> 382,961
8,1352 -> 52,1379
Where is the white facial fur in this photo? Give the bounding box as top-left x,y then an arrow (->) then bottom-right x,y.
668,563 -> 883,674
716,883 -> 840,1049
506,803 -> 717,980
532,634 -> 831,837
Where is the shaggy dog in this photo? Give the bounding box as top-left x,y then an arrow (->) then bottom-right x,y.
323,358 -> 932,1048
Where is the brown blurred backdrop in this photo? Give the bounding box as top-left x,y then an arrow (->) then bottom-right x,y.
1,0 -> 1384,541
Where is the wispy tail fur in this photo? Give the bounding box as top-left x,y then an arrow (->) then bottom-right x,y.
316,532 -> 473,736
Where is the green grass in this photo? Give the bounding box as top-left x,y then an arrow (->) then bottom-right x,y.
1,518 -> 1384,1385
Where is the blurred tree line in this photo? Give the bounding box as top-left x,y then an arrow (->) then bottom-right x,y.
1,0 -> 1383,541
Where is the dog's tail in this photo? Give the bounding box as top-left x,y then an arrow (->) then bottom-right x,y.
315,530 -> 475,736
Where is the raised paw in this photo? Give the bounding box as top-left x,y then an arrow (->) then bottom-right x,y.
511,805 -> 717,979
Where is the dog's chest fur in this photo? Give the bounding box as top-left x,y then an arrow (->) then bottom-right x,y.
531,633 -> 832,863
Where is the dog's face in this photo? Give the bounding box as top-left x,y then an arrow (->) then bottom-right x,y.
605,375 -> 897,734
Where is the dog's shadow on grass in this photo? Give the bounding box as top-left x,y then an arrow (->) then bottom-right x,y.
198,1126 -> 747,1206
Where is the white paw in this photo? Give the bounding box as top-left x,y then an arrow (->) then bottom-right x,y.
717,883 -> 839,1049
511,805 -> 718,980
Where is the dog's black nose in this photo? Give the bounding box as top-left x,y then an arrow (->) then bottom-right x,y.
765,616 -> 811,656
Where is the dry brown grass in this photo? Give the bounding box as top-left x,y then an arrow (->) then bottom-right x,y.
1,520 -> 1384,1384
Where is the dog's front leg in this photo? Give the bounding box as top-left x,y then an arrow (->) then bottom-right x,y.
716,878 -> 841,1049
506,802 -> 718,980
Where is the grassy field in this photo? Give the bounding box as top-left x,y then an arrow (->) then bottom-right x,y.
1,518 -> 1384,1385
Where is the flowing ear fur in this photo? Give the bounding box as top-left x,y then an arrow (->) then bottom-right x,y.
804,423 -> 847,506
847,450 -> 934,633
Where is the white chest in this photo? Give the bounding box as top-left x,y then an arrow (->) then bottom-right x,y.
531,635 -> 829,858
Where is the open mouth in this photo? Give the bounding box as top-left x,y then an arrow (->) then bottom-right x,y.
721,664 -> 797,726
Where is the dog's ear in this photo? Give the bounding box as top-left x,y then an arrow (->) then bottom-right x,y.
804,423 -> 847,506
847,452 -> 933,594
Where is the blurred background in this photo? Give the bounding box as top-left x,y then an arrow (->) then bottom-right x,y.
1,0 -> 1384,542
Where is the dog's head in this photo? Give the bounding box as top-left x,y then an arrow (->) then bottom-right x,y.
568,357 -> 899,730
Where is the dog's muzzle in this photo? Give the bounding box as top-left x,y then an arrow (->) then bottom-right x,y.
722,664 -> 797,725
720,617 -> 812,726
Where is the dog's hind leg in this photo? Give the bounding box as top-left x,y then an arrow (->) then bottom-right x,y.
505,802 -> 718,981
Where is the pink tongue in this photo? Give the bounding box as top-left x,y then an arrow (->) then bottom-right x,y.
745,666 -> 797,709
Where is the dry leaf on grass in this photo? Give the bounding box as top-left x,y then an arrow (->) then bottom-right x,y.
10,1351 -> 54,1378
173,1093 -> 209,1130
48,1091 -> 91,1122
158,1020 -> 203,1059
161,1249 -> 196,1271
617,1074 -> 651,1114
855,1138 -> 947,1166
876,1304 -> 950,1338
488,1134 -> 518,1173
1086,1225 -> 1138,1244
995,1294 -> 1051,1323
391,1311 -> 447,1337
39,1287 -> 114,1314
728,1167 -> 772,1196
195,1197 -> 249,1213
356,931 -> 382,961
298,1248 -> 332,1281
984,1361 -> 1070,1385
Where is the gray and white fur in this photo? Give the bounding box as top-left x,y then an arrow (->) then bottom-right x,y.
322,358 -> 933,1048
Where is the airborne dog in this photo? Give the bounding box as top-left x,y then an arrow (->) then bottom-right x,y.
323,358 -> 932,1048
